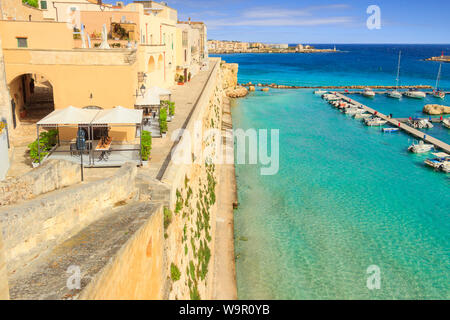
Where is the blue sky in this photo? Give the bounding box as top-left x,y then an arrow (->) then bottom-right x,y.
110,0 -> 450,44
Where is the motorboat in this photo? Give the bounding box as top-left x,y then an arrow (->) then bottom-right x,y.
424,152 -> 450,172
404,88 -> 426,99
382,127 -> 400,133
386,90 -> 402,99
362,88 -> 376,98
365,117 -> 387,126
322,94 -> 340,101
443,118 -> 450,129
314,89 -> 328,95
345,107 -> 365,115
406,118 -> 434,129
408,140 -> 434,153
354,113 -> 372,119
386,51 -> 402,99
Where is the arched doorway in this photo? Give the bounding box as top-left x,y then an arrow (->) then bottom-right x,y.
148,56 -> 156,73
8,73 -> 55,128
157,54 -> 163,70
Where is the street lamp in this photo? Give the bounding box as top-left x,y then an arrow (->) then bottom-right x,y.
140,84 -> 146,96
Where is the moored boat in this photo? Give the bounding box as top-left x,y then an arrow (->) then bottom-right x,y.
386,51 -> 402,99
408,140 -> 434,153
404,88 -> 426,99
365,117 -> 387,126
443,118 -> 450,129
382,127 -> 400,133
424,152 -> 450,172
354,113 -> 371,119
362,88 -> 376,97
432,58 -> 445,99
314,89 -> 328,95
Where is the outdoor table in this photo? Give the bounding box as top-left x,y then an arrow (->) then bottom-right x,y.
96,138 -> 112,161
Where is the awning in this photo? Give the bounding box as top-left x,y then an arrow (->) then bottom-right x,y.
135,90 -> 160,106
92,106 -> 143,124
147,86 -> 171,96
37,106 -> 100,125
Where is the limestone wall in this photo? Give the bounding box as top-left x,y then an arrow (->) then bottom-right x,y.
221,61 -> 238,90
0,224 -> 8,300
79,205 -> 165,300
160,58 -> 228,300
0,160 -> 80,206
0,162 -> 137,273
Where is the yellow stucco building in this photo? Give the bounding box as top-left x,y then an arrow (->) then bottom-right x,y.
0,0 -> 205,145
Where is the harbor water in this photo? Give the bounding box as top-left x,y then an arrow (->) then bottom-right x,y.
213,44 -> 450,299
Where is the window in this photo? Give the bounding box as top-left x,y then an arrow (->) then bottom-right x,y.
40,1 -> 47,9
17,37 -> 28,48
182,31 -> 188,47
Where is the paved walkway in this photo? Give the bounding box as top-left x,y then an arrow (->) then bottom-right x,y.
145,59 -> 219,179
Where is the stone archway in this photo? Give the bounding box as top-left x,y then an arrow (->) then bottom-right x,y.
148,56 -> 156,73
8,73 -> 55,128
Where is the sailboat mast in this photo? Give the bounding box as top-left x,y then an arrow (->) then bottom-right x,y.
395,51 -> 401,89
435,62 -> 442,91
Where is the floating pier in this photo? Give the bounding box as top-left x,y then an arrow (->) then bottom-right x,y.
333,92 -> 450,154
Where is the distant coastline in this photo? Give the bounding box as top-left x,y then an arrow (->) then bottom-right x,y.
208,40 -> 337,54
425,55 -> 450,63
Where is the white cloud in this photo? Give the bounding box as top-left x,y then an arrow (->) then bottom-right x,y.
207,17 -> 354,27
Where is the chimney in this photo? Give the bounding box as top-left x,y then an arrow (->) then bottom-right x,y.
188,17 -> 191,25
97,0 -> 102,5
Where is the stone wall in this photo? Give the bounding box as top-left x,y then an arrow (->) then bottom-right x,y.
0,131 -> 9,181
0,224 -> 8,300
0,162 -> 137,273
0,160 -> 81,206
79,205 -> 165,300
221,61 -> 238,90
159,58 -> 228,299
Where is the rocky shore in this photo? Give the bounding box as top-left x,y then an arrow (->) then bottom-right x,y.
423,104 -> 450,115
425,56 -> 450,63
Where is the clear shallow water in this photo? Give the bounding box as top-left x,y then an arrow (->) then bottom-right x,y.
214,45 -> 450,299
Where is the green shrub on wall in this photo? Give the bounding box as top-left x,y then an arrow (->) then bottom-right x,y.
22,0 -> 39,8
159,108 -> 168,134
27,130 -> 58,163
170,263 -> 181,282
141,130 -> 152,161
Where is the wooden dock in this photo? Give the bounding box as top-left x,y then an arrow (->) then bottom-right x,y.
333,92 -> 450,154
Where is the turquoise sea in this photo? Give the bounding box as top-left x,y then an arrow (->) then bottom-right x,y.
212,44 -> 450,299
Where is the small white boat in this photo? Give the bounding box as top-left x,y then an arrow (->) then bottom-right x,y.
407,118 -> 434,129
322,94 -> 340,101
314,89 -> 328,95
408,140 -> 434,153
424,152 -> 450,172
382,127 -> 400,133
362,88 -> 376,97
345,107 -> 364,115
365,117 -> 387,126
386,51 -> 402,99
354,113 -> 372,119
404,88 -> 426,99
386,90 -> 402,99
443,118 -> 450,129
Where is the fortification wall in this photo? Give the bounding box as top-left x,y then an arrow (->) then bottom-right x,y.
0,225 -> 8,300
0,160 -> 80,206
0,162 -> 137,273
79,205 -> 165,300
159,58 -> 229,299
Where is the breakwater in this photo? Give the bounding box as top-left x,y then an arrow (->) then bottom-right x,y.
240,82 -> 433,90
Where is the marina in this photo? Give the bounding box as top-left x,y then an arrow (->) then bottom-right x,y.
330,92 -> 450,154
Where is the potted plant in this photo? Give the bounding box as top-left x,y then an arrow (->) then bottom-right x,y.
159,108 -> 168,137
141,130 -> 152,164
177,75 -> 184,85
